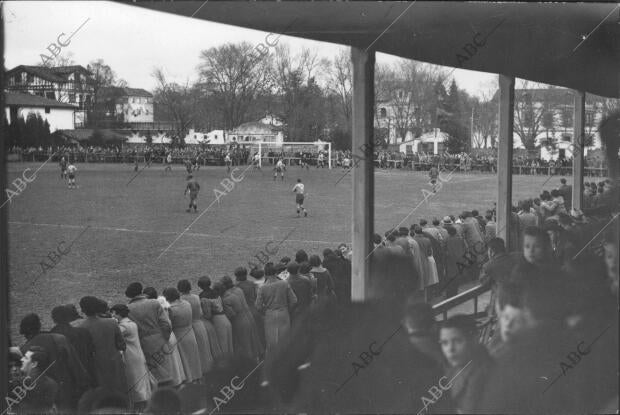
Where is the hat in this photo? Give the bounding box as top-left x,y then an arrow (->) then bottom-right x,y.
442,216 -> 453,225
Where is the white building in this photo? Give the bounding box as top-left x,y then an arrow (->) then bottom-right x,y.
398,128 -> 448,155
204,129 -> 227,145
5,91 -> 77,131
97,87 -> 154,123
229,120 -> 285,145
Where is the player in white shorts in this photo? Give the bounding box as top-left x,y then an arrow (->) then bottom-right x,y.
292,178 -> 307,217
252,153 -> 261,170
164,153 -> 173,173
225,153 -> 232,173
274,159 -> 285,181
67,163 -> 78,189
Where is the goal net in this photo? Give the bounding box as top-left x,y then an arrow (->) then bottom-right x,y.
251,141 -> 332,169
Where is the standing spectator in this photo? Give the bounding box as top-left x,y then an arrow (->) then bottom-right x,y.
460,211 -> 484,255
479,238 -> 520,318
50,305 -> 97,388
439,315 -> 493,413
74,296 -> 128,397
249,268 -> 266,288
19,314 -> 90,411
309,255 -> 336,300
444,226 -> 468,298
17,346 -> 59,414
322,248 -> 350,305
558,178 -> 572,210
518,200 -> 538,229
413,225 -> 438,300
126,282 -> 175,387
163,287 -> 203,383
434,218 -> 449,243
256,263 -> 297,359
153,292 -> 187,387
178,279 -> 214,376
235,267 -> 264,348
110,304 -> 152,410
199,278 -> 232,356
285,262 -> 313,324
472,209 -> 487,233
221,275 -> 264,361
483,211 -> 496,242
551,189 -> 568,215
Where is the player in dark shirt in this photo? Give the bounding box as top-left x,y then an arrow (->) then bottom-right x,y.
429,166 -> 439,193
184,175 -> 200,212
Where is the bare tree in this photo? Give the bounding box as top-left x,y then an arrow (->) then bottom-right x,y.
514,82 -> 549,150
473,89 -> 498,148
152,67 -> 197,142
325,50 -> 352,132
197,42 -> 273,130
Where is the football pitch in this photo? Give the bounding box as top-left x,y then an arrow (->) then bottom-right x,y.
7,161 -> 568,340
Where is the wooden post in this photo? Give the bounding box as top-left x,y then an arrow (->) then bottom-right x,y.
350,47 -> 375,302
0,4 -> 9,411
497,75 -> 514,246
572,90 -> 585,211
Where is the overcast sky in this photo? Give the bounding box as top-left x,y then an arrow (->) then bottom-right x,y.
4,1 -> 499,97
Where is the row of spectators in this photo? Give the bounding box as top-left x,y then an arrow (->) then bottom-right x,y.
6,173 -> 619,414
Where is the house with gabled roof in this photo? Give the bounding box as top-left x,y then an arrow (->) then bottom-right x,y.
96,86 -> 154,123
4,91 -> 78,131
5,65 -> 95,126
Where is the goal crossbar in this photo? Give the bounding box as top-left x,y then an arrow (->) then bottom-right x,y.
253,141 -> 332,169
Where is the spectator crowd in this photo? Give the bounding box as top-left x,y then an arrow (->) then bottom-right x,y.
6,171 -> 618,414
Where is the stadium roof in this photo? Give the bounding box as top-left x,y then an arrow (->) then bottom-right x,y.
4,91 -> 78,109
131,1 -> 620,98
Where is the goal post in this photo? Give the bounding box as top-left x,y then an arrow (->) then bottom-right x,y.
252,141 -> 332,169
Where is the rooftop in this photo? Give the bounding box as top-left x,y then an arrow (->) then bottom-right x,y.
4,91 -> 78,109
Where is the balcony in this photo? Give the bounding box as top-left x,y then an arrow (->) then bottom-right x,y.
79,119 -> 179,131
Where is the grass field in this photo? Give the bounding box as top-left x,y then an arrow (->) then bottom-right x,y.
7,161 -> 569,341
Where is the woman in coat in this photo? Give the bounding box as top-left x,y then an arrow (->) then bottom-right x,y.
221,276 -> 263,361
235,267 -> 265,347
163,287 -> 203,383
142,286 -> 186,387
308,255 -> 336,300
74,297 -> 128,397
255,263 -> 298,359
202,280 -> 234,356
198,277 -> 229,357
110,304 -> 152,409
178,279 -> 214,375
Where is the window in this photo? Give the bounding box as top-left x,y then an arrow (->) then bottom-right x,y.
45,107 -> 50,114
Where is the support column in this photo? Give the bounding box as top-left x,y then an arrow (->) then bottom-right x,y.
497,75 -> 514,246
350,47 -> 375,302
0,4 -> 9,411
572,90 -> 585,211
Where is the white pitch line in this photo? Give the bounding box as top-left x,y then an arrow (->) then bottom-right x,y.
8,221 -> 344,245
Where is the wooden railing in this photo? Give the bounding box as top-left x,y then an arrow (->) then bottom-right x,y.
433,283 -> 496,344
433,284 -> 490,321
